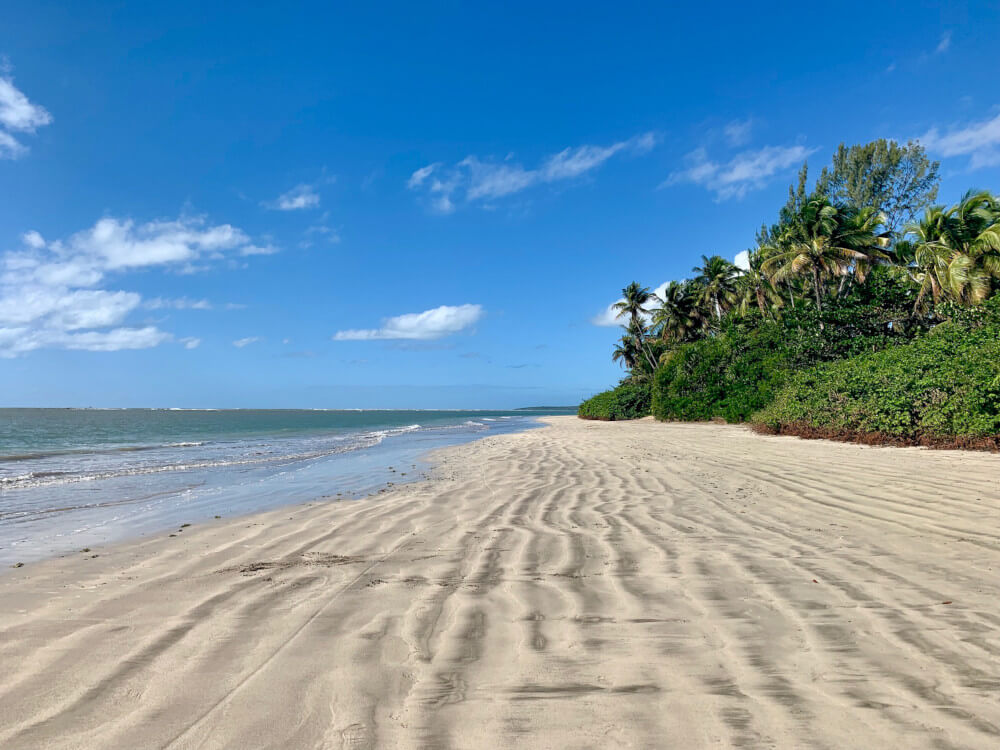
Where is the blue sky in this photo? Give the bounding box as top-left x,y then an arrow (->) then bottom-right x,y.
1,1 -> 998,408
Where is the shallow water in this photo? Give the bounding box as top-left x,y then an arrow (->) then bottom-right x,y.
0,408 -> 571,565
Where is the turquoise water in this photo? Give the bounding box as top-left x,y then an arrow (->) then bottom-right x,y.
0,407 -> 574,565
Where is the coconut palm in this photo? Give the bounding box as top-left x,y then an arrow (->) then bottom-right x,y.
651,280 -> 706,343
736,248 -> 783,318
692,255 -> 740,320
762,198 -> 888,313
612,282 -> 654,328
956,190 -> 1000,284
836,206 -> 893,287
898,193 -> 1000,310
613,282 -> 657,370
611,335 -> 639,371
623,317 -> 657,374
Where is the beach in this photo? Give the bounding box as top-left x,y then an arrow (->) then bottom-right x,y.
2,415 -> 999,748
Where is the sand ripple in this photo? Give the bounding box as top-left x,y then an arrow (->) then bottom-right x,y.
2,416 -> 999,748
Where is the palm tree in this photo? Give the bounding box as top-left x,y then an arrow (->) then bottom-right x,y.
762,198 -> 888,313
956,190 -> 1000,285
623,319 -> 658,378
611,335 -> 638,371
736,249 -> 783,318
892,236 -> 954,314
836,206 -> 893,288
898,192 -> 1000,310
613,282 -> 657,370
651,280 -> 706,344
692,255 -> 740,320
613,282 -> 654,328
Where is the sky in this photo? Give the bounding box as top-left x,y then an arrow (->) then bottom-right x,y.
1,1 -> 999,408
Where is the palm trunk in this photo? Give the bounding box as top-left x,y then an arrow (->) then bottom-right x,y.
632,314 -> 658,374
812,267 -> 825,330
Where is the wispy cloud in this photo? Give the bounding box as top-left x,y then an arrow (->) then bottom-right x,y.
664,143 -> 815,200
0,214 -> 271,357
936,31 -> 952,54
723,119 -> 753,147
334,304 -> 484,341
0,66 -> 52,159
265,183 -> 322,211
408,132 -> 656,213
300,223 -> 341,248
180,337 -> 201,349
919,111 -> 1000,170
144,297 -> 213,310
232,336 -> 260,348
407,163 -> 439,189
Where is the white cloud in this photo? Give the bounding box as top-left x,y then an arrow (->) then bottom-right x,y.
0,69 -> 52,159
0,325 -> 171,358
180,337 -> 201,349
144,297 -> 213,310
919,111 -> 1000,170
22,230 -> 45,249
936,31 -> 952,54
461,156 -> 537,200
0,74 -> 52,131
233,336 -> 260,348
664,143 -> 816,200
0,130 -> 25,159
39,216 -> 258,273
60,327 -> 170,352
407,163 -> 439,189
734,250 -> 751,271
723,119 -> 753,147
591,303 -> 623,327
408,132 -> 656,212
541,133 -> 654,181
0,214 -> 270,357
0,287 -> 140,330
334,304 -> 484,341
266,183 -> 321,211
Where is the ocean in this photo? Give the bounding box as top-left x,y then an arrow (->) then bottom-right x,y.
0,407 -> 574,566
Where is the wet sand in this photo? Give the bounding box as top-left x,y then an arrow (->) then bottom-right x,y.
2,416 -> 999,748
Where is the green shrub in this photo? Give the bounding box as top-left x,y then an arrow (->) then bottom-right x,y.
753,322 -> 1000,441
652,323 -> 796,423
578,381 -> 651,421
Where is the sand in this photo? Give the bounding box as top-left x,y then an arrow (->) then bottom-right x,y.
2,416 -> 999,749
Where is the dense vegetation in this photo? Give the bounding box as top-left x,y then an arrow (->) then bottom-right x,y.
578,381 -> 651,421
587,139 -> 1000,447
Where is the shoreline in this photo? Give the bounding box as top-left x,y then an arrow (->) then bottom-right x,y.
2,416 -> 999,748
0,415 -> 547,568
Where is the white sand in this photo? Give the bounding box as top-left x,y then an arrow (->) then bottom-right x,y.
2,416 -> 999,748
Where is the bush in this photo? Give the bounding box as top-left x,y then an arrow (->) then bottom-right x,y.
753,322 -> 1000,445
652,323 -> 796,423
578,381 -> 651,421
